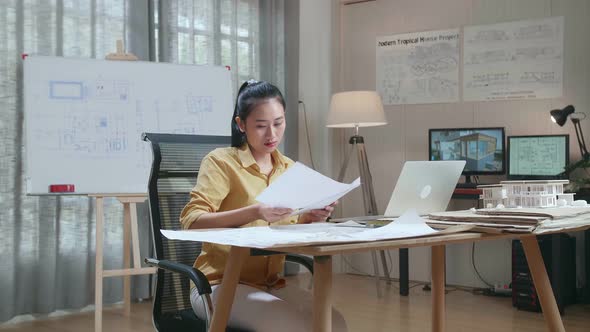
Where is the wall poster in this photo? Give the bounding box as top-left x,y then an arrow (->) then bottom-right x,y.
463,16 -> 564,101
376,28 -> 460,105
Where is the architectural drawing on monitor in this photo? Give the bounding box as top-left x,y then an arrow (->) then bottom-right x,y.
479,180 -> 572,208
433,132 -> 499,171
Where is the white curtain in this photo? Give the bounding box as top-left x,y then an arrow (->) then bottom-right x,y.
0,1 -> 153,323
0,0 -> 292,324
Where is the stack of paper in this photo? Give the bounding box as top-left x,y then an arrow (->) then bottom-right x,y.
256,162 -> 361,215
475,206 -> 590,220
428,206 -> 590,233
428,210 -> 546,226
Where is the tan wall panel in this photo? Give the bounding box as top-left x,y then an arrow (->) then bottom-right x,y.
333,0 -> 590,285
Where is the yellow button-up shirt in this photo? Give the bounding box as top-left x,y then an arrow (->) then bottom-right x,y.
180,144 -> 297,290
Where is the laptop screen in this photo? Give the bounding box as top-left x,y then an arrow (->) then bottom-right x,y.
384,160 -> 466,217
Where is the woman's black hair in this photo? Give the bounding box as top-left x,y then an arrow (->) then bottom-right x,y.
231,79 -> 286,147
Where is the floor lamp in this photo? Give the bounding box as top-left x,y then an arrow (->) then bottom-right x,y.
327,91 -> 391,297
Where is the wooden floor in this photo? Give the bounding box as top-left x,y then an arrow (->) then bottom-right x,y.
1,274 -> 589,332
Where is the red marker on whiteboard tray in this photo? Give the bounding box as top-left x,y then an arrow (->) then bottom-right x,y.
49,184 -> 75,193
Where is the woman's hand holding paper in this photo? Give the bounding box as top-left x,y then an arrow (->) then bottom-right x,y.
298,201 -> 338,224
255,203 -> 293,223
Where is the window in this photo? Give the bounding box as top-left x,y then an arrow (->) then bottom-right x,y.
154,0 -> 263,92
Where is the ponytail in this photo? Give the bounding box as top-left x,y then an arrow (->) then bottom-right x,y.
231,81 -> 250,147
230,79 -> 286,148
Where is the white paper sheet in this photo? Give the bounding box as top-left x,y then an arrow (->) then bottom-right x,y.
255,162 -> 361,215
161,210 -> 439,249
333,220 -> 366,228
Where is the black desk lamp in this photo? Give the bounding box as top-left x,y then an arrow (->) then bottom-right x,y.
551,105 -> 589,160
550,105 -> 590,306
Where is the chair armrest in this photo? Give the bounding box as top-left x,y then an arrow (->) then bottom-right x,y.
286,254 -> 313,274
145,258 -> 212,295
250,248 -> 276,256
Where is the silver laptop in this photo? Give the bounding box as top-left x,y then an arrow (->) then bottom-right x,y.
332,160 -> 466,223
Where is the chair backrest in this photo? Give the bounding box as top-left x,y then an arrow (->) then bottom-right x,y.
142,133 -> 231,330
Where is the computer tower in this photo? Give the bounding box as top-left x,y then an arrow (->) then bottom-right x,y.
512,234 -> 576,313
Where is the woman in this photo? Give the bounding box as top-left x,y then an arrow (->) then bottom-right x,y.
180,80 -> 347,332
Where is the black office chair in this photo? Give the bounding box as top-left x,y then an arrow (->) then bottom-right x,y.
142,133 -> 313,332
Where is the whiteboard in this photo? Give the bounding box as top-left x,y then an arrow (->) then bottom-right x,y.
463,16 -> 564,101
24,56 -> 233,194
376,28 -> 460,105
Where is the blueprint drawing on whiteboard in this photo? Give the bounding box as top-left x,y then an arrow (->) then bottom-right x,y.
376,28 -> 460,105
49,81 -> 84,100
463,16 -> 564,101
35,77 -> 218,156
24,56 -> 233,194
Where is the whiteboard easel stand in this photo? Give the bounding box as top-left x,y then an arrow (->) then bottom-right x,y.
105,40 -> 138,61
93,41 -> 152,332
91,193 -> 156,332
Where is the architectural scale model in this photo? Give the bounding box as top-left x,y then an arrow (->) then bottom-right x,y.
478,180 -> 574,208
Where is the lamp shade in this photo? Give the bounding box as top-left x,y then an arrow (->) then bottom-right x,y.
550,105 -> 575,126
326,91 -> 387,128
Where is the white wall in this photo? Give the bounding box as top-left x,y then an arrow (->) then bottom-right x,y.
298,0 -> 344,272
298,0 -> 339,177
299,0 -> 590,287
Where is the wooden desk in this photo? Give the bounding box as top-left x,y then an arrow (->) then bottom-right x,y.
89,194 -> 157,332
209,226 -> 590,332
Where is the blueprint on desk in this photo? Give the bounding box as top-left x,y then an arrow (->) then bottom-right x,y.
162,210 -> 442,249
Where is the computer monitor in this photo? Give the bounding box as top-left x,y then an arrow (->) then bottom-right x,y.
507,134 -> 569,180
429,127 -> 505,181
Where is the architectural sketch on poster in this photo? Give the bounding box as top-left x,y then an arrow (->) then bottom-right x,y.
376,28 -> 460,105
463,16 -> 563,101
